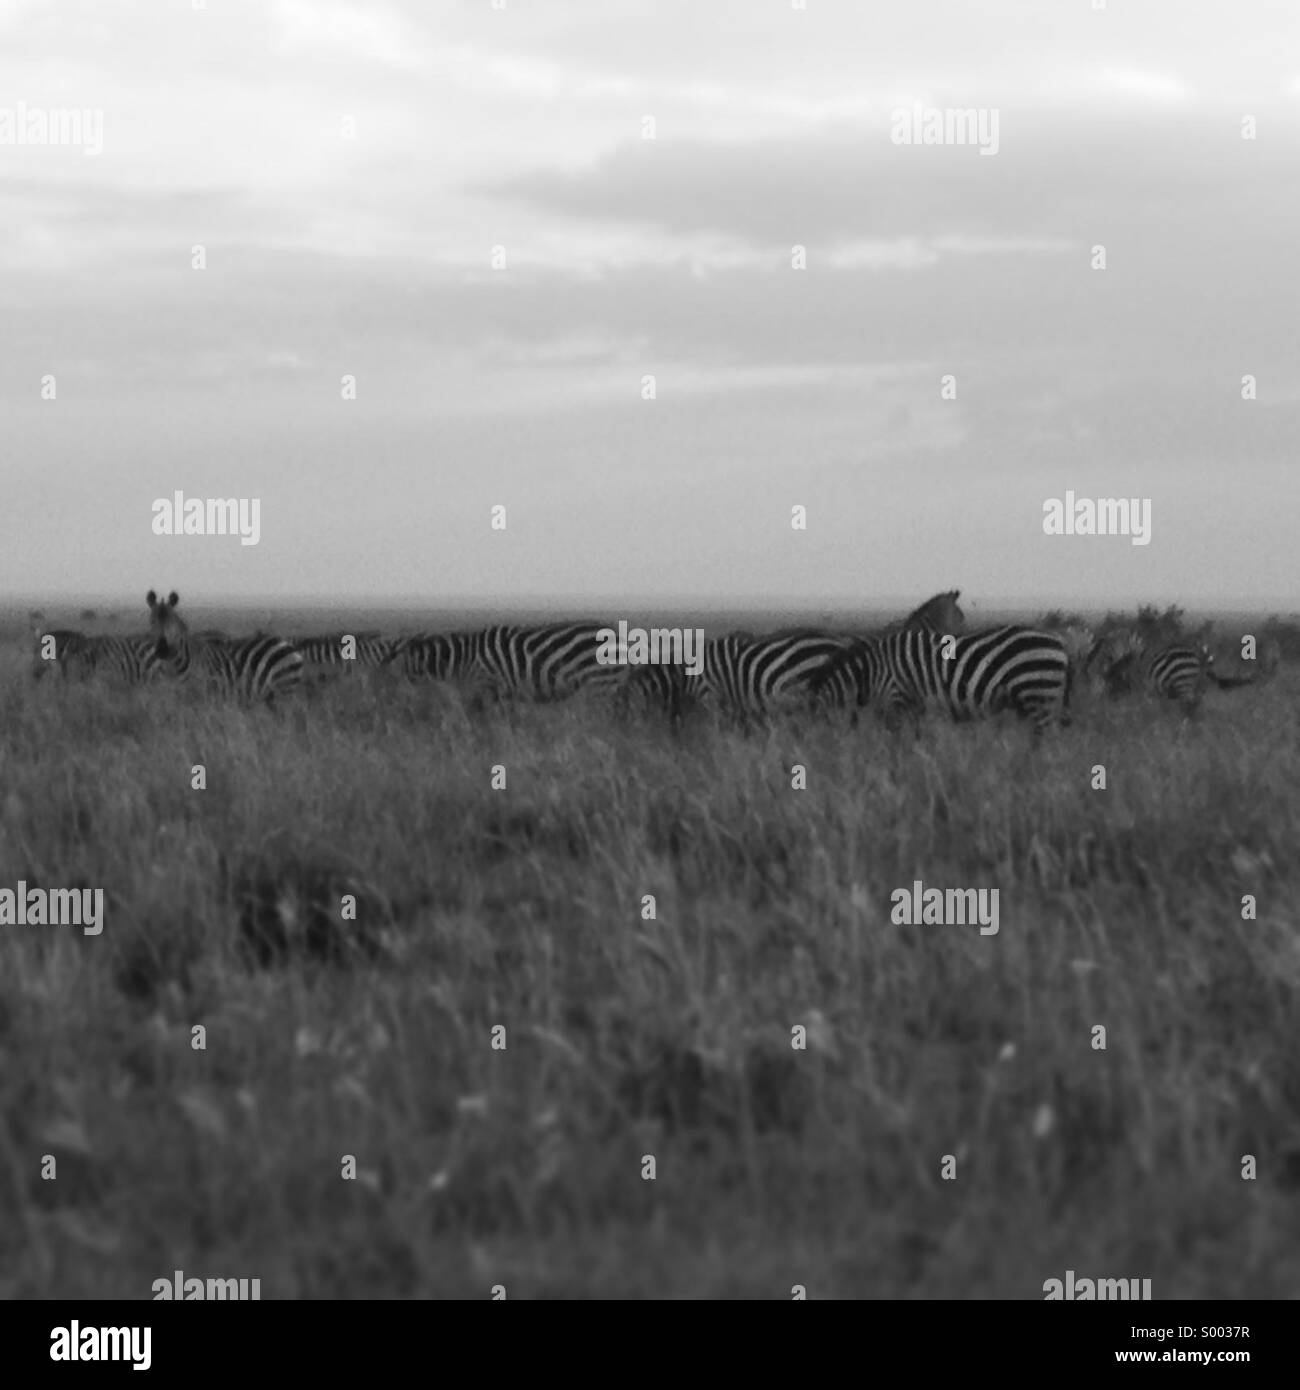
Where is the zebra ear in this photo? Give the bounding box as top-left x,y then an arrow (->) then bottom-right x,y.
168,591 -> 179,607
147,590 -> 157,607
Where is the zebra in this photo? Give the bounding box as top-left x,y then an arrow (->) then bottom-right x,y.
811,625 -> 1071,734
67,634 -> 159,684
701,628 -> 856,721
388,631 -> 489,686
886,589 -> 965,637
1104,639 -> 1216,713
390,623 -> 627,702
31,628 -> 87,680
146,590 -> 303,702
697,590 -> 966,723
31,630 -> 157,684
294,633 -> 396,676
621,659 -> 706,726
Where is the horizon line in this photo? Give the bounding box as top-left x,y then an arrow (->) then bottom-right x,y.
6,594 -> 1299,617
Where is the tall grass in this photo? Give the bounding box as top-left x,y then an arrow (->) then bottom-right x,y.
1,645 -> 1297,1297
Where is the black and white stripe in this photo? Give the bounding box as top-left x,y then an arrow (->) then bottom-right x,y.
31,628 -> 88,680
294,633 -> 396,673
1105,640 -> 1215,712
887,589 -> 965,637
392,623 -> 625,700
813,625 -> 1071,733
698,590 -> 965,720
701,629 -> 855,718
621,660 -> 704,724
147,590 -> 303,702
389,631 -> 491,690
32,630 -> 157,684
68,635 -> 159,684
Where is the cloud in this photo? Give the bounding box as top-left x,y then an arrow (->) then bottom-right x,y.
475,116 -> 1300,247
269,0 -> 427,71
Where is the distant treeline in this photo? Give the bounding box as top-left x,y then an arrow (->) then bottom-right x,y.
1040,605 -> 1300,659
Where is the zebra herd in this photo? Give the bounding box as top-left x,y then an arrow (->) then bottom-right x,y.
28,588 -> 1267,733
32,593 -> 305,702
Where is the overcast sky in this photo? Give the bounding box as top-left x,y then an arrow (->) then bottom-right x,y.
2,0 -> 1297,613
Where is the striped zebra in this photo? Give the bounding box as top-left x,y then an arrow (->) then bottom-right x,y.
388,631 -> 485,684
391,623 -> 626,701
697,589 -> 966,722
147,590 -> 303,702
621,659 -> 705,725
886,589 -> 965,637
701,628 -> 856,721
31,630 -> 157,684
31,628 -> 86,680
294,633 -> 395,676
811,625 -> 1071,734
1104,639 -> 1216,713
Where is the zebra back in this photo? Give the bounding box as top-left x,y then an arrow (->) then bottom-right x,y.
294,633 -> 395,671
702,629 -> 857,716
700,596 -> 962,719
389,624 -> 622,700
896,589 -> 965,636
814,625 -> 1070,732
31,628 -> 86,679
480,623 -> 629,699
1142,643 -> 1214,711
401,624 -> 622,699
1096,635 -> 1213,711
31,630 -> 156,684
391,631 -> 488,685
68,634 -> 158,684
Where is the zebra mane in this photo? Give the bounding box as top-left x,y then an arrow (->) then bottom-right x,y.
905,589 -> 961,620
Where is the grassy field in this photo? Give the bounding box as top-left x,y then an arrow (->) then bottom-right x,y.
1,635 -> 1298,1299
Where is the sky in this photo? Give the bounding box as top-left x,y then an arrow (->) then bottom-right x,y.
1,0 -> 1297,615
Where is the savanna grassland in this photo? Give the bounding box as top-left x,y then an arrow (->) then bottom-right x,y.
1,633 -> 1298,1299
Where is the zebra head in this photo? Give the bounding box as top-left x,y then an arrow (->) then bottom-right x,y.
146,589 -> 184,660
906,590 -> 965,635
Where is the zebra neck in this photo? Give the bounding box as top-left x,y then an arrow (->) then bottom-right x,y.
167,635 -> 200,676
